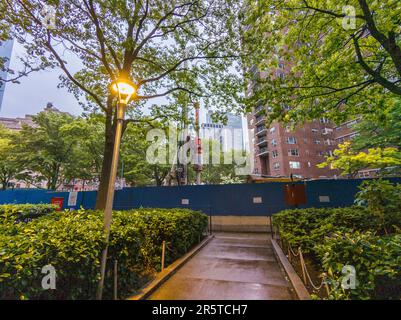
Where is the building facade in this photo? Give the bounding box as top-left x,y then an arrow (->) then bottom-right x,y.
246,58 -> 338,179
0,39 -> 14,111
333,117 -> 379,178
202,111 -> 245,152
248,111 -> 337,178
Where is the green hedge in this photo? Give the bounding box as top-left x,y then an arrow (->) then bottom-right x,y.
273,206 -> 401,299
319,232 -> 401,300
0,207 -> 208,300
0,204 -> 58,223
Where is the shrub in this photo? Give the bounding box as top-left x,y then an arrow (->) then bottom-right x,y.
273,205 -> 401,300
273,208 -> 330,256
0,207 -> 208,299
0,204 -> 58,224
273,207 -> 377,257
355,179 -> 401,234
318,233 -> 401,300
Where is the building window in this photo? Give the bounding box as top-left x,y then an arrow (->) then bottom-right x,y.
273,162 -> 280,170
320,117 -> 330,124
269,127 -> 276,134
308,162 -> 311,167
286,136 -> 297,144
312,129 -> 318,134
289,161 -> 301,169
271,139 -> 278,147
288,149 -> 299,156
314,140 -> 321,144
317,151 -> 324,157
272,150 -> 279,158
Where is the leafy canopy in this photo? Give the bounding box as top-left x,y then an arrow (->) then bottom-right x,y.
318,142 -> 401,177
242,0 -> 401,124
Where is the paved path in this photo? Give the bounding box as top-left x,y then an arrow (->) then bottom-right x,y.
148,233 -> 296,300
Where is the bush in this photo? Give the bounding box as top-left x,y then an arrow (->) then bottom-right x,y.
0,207 -> 208,300
273,207 -> 377,257
273,208 -> 329,256
318,232 -> 401,300
355,179 -> 401,234
273,204 -> 401,300
0,204 -> 58,224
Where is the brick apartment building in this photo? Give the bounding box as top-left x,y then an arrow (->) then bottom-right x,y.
333,117 -> 379,178
248,109 -> 338,179
246,56 -> 340,179
247,100 -> 378,179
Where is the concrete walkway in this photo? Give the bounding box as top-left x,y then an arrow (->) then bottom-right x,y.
148,233 -> 296,300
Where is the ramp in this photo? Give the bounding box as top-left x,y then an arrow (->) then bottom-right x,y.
147,233 -> 296,300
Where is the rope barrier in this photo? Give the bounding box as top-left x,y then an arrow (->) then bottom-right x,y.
289,241 -> 328,292
287,242 -> 300,257
272,219 -> 330,296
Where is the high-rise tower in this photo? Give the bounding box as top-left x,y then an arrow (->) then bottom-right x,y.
0,39 -> 14,111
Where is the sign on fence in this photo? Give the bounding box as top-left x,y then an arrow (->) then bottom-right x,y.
51,197 -> 64,211
68,191 -> 78,206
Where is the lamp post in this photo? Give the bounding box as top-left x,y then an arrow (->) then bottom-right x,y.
96,77 -> 136,300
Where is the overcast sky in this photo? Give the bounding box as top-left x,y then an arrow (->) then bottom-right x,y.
0,41 -> 248,136
1,41 -> 82,118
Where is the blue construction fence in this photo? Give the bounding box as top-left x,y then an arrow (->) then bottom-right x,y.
0,178 -> 400,216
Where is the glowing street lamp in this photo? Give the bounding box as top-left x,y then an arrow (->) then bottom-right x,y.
97,77 -> 136,300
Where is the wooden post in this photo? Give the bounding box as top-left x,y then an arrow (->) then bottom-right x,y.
299,248 -> 307,284
113,260 -> 118,300
161,241 -> 166,271
323,275 -> 330,297
269,216 -> 274,239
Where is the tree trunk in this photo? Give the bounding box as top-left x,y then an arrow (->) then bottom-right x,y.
95,105 -> 117,210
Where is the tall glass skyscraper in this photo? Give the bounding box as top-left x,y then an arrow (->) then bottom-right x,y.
0,39 -> 14,111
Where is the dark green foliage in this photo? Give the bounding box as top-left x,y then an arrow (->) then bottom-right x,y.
355,179 -> 401,234
273,204 -> 401,299
319,233 -> 401,300
0,204 -> 58,224
0,207 -> 207,299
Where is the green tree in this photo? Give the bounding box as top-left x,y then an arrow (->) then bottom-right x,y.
355,179 -> 401,234
0,126 -> 22,190
202,139 -> 246,184
318,142 -> 401,178
120,122 -> 170,186
6,0 -> 243,208
60,115 -> 105,184
242,0 -> 401,124
17,111 -> 100,190
352,98 -> 401,151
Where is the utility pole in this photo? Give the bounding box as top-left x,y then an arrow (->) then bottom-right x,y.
193,102 -> 203,185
